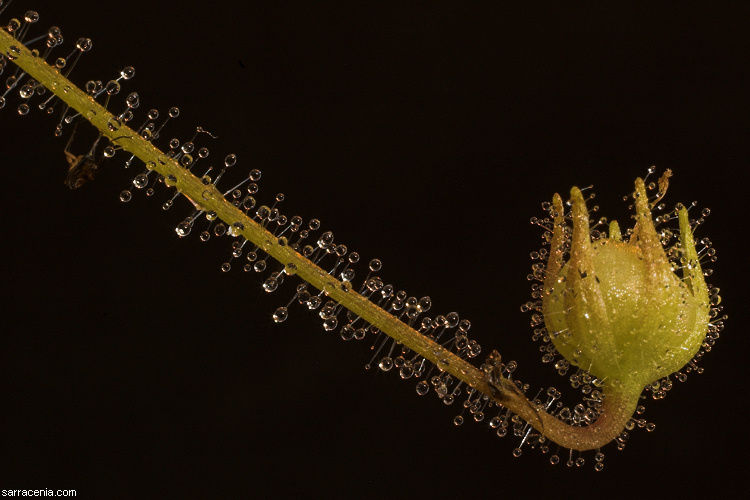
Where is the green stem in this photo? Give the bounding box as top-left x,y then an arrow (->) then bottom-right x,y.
1,28 -> 637,451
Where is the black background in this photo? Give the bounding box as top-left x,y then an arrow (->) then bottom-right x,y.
2,1 -> 747,498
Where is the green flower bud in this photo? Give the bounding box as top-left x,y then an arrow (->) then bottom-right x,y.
542,177 -> 710,392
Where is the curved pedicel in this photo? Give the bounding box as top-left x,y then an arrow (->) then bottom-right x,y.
0,7 -> 725,469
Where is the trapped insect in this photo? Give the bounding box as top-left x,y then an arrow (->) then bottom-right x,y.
63,119 -> 107,189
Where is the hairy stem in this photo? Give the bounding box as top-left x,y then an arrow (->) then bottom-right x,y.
2,29 -> 637,451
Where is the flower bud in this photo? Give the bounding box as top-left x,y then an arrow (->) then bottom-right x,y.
542,177 -> 710,391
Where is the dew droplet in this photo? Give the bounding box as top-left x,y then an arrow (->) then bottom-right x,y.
19,85 -> 34,99
7,21 -> 21,35
307,296 -> 321,310
126,92 -> 139,108
132,174 -> 148,189
107,117 -> 121,132
25,11 -> 40,23
263,277 -> 278,293
120,66 -> 135,79
273,307 -> 288,323
334,324 -> 352,341
105,80 -> 120,95
378,357 -> 393,371
175,221 -> 191,237
399,364 -> 414,379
